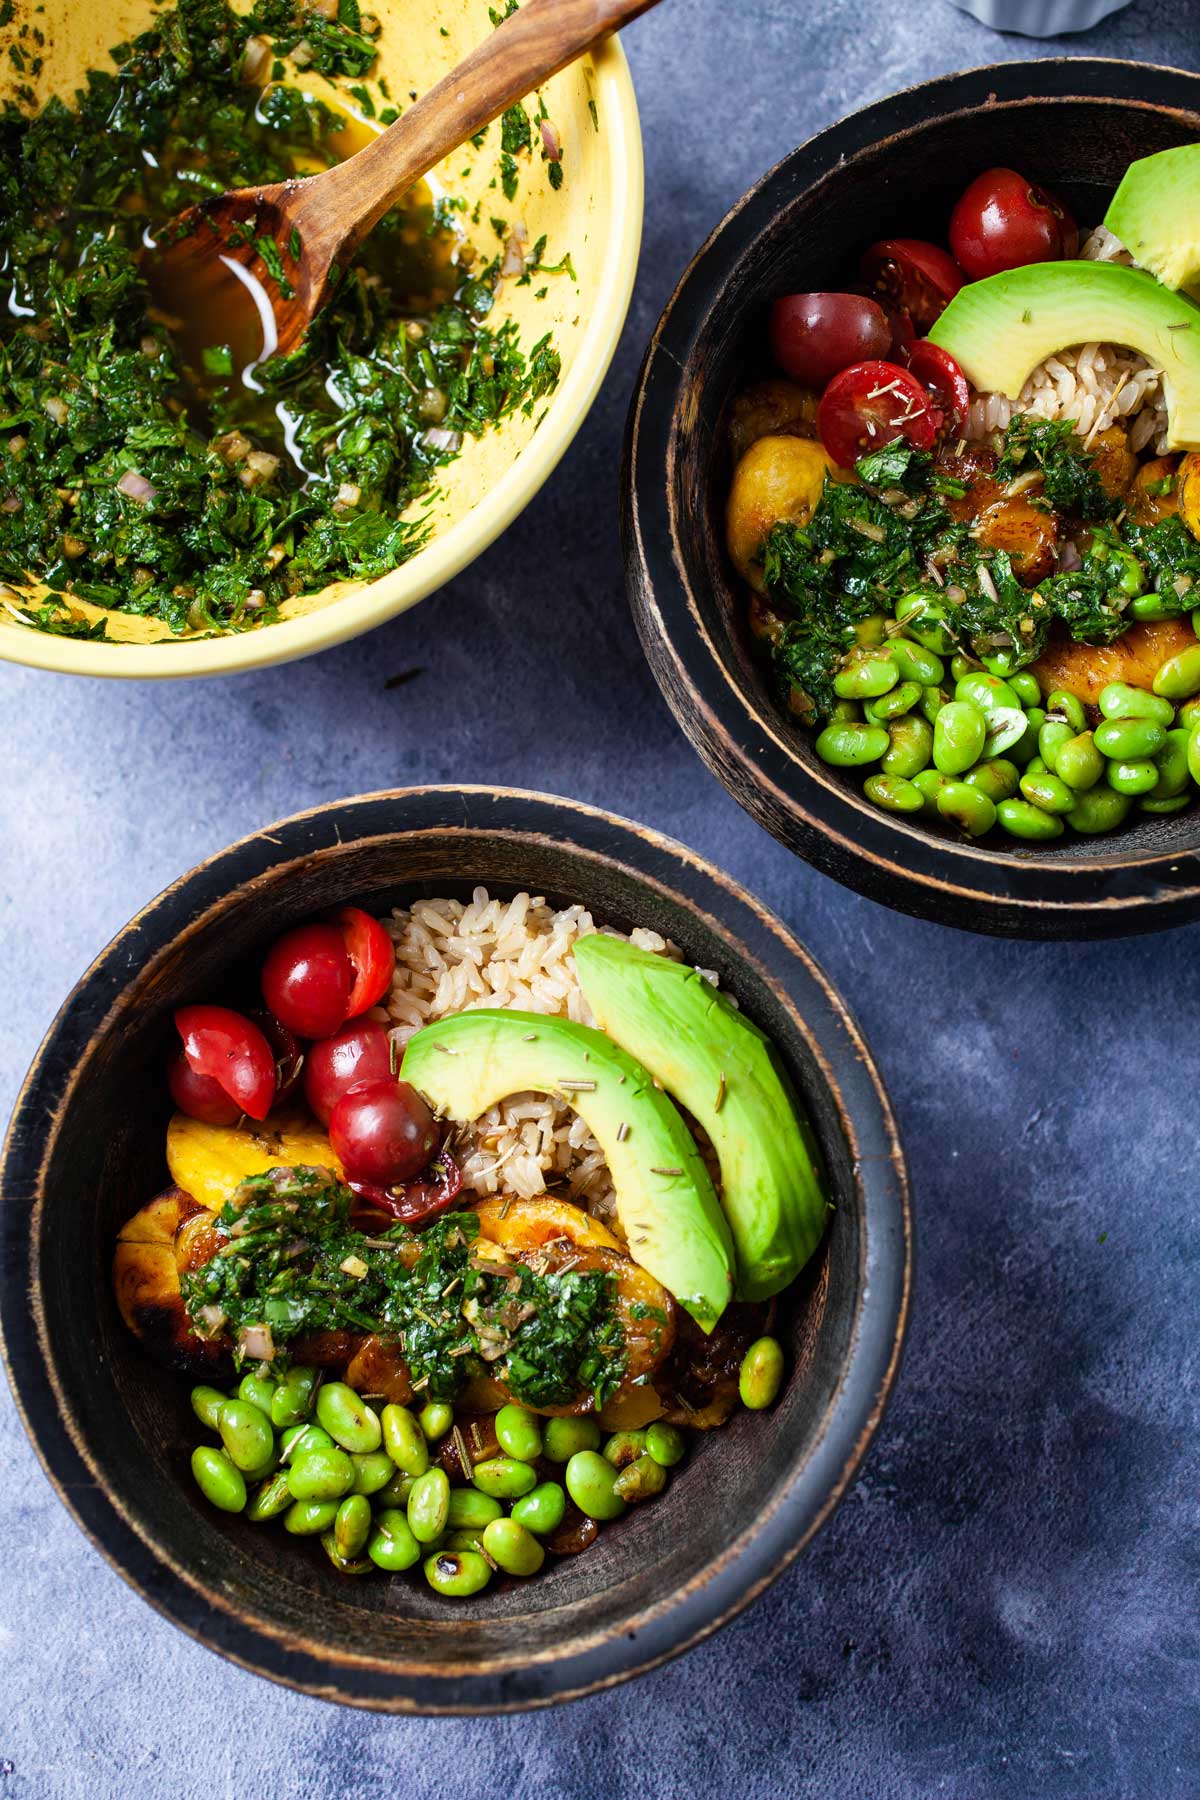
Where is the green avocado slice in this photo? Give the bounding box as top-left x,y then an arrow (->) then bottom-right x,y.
573,935 -> 828,1302
400,1008 -> 735,1333
1104,146 -> 1200,296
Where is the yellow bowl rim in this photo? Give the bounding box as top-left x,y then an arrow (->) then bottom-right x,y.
1,36 -> 643,681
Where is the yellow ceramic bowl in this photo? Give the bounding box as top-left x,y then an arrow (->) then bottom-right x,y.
0,0 -> 642,678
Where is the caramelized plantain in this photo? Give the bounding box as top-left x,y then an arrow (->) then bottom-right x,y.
974,495 -> 1058,586
1087,423 -> 1138,501
728,378 -> 820,462
112,1187 -> 231,1377
165,1108 -> 340,1212
1129,455 -> 1181,526
1034,618 -> 1198,704
654,1301 -> 770,1430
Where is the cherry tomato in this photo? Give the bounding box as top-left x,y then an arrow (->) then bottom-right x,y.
817,360 -> 936,468
262,922 -> 353,1039
248,1008 -> 305,1107
304,1020 -> 394,1126
903,341 -> 971,434
347,1150 -> 463,1228
329,1078 -> 441,1187
172,1004 -> 276,1122
949,167 -> 1078,280
332,906 -> 396,1018
861,239 -> 964,332
166,1054 -> 242,1126
769,292 -> 892,388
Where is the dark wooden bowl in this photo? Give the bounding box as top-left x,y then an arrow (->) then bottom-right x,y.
0,787 -> 909,1712
623,60 -> 1200,939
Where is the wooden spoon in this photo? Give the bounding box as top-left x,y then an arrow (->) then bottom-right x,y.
151,0 -> 661,362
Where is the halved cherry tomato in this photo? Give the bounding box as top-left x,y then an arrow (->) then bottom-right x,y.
329,1078 -> 441,1187
347,1150 -> 463,1228
949,167 -> 1078,280
166,1055 -> 242,1126
769,292 -> 892,388
817,360 -> 936,468
861,239 -> 964,332
248,1009 -> 305,1107
262,921 -> 354,1039
904,341 -> 971,435
172,1004 -> 276,1123
304,1019 -> 394,1126
333,905 -> 396,1018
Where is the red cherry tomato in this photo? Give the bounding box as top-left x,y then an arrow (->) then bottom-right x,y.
949,167 -> 1078,280
333,906 -> 396,1018
817,360 -> 936,468
329,1078 -> 441,1187
903,341 -> 971,434
262,922 -> 353,1039
166,1054 -> 242,1126
769,292 -> 892,388
861,239 -> 964,332
347,1150 -> 463,1228
304,1020 -> 395,1126
172,1004 -> 276,1122
248,1008 -> 305,1107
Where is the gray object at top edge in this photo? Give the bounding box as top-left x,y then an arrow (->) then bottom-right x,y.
948,0 -> 1131,35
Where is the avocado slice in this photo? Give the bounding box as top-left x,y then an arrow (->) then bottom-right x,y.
927,262 -> 1200,449
1105,147 -> 1200,295
400,1009 -> 735,1332
573,936 -> 828,1302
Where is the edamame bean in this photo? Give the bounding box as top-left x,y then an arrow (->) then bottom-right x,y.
493,1404 -> 543,1463
1189,725 -> 1200,787
863,772 -> 924,814
543,1417 -> 600,1462
287,1444 -> 356,1502
381,1403 -> 429,1476
511,1482 -> 567,1536
418,1403 -> 454,1440
831,699 -> 862,724
1106,758 -> 1159,796
739,1337 -> 785,1410
334,1493 -> 372,1559
424,1549 -> 492,1598
1178,696 -> 1200,732
471,1457 -> 538,1500
1098,682 -> 1174,725
368,1508 -> 422,1572
316,1382 -> 382,1454
1054,731 -> 1103,792
645,1422 -> 686,1468
191,1445 -> 247,1513
895,592 -> 956,654
1008,671 -> 1041,707
956,671 -> 1021,716
1038,719 -> 1075,772
853,612 -> 889,648
280,1423 -> 332,1461
1153,644 -> 1200,700
963,759 -> 1019,802
237,1372 -> 276,1416
1019,770 -> 1075,815
190,1385 -> 227,1432
283,1498 -> 339,1536
270,1366 -> 318,1430
378,1468 -> 416,1507
443,1529 -> 487,1553
218,1399 -> 275,1478
918,686 -> 949,726
1066,787 -> 1133,834
407,1467 -> 451,1543
350,1451 -> 396,1496
482,1518 -> 546,1577
1139,793 -> 1190,815
602,1431 -> 648,1470
913,768 -> 954,816
447,1489 -> 504,1531
1007,707 -> 1044,767
950,652 -> 980,682
864,679 -> 922,721
995,798 -> 1064,842
816,722 -> 890,768
1094,717 -> 1167,761
889,637 -> 944,686
614,1455 -> 669,1504
246,1471 -> 292,1523
1129,592 -> 1173,622
320,1532 -> 372,1577
882,715 -> 933,778
980,646 -> 1021,678
937,780 -> 996,838
834,653 -> 898,700
1044,689 -> 1086,732
565,1451 -> 627,1522
933,700 -> 986,775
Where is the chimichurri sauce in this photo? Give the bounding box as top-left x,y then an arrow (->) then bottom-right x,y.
0,0 -> 561,638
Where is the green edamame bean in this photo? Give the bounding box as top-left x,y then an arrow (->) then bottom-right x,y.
645,1422 -> 686,1468
287,1444 -> 355,1502
1094,717 -> 1168,761
218,1399 -> 275,1478
320,1532 -> 372,1577
602,1430 -> 648,1470
424,1549 -> 492,1598
471,1457 -> 538,1500
1148,727 -> 1193,798
895,592 -> 956,654
1139,793 -> 1190,814
316,1382 -> 382,1454
833,653 -> 898,699
1129,592 -> 1174,622
815,722 -> 890,768
270,1365 -> 318,1430
377,1468 -> 416,1507
543,1417 -> 600,1462
368,1508 -> 422,1571
237,1372 -> 276,1416
980,646 -> 1021,678
1194,607 -> 1200,639
950,651 -> 980,682
963,758 -> 1019,802
889,637 -> 945,686
1106,758 -> 1159,796
1045,689 -> 1086,732
494,1404 -> 543,1463
482,1517 -> 545,1577
853,612 -> 889,648
191,1445 -> 247,1513
1054,731 -> 1103,792
1019,770 -> 1075,815
245,1471 -> 292,1523
1154,644 -> 1200,700
882,714 -> 933,778
912,768 -> 953,816
614,1454 -> 669,1504
280,1423 -> 332,1461
1066,787 -> 1133,834
190,1385 -> 227,1432
1178,696 -> 1200,732
739,1337 -> 785,1410
381,1403 -> 429,1476
918,685 -> 950,726
863,772 -> 924,814
956,671 -> 1021,716
1038,719 -> 1075,773
1008,671 -> 1041,707
937,780 -> 996,838
831,698 -> 862,723
933,700 -> 987,775
995,798 -> 1064,842
1189,725 -> 1200,786
283,1498 -> 339,1536
408,1467 -> 451,1543
864,679 -> 922,722
511,1482 -> 567,1536
1098,681 -> 1174,725
1007,708 -> 1045,768
447,1488 -> 504,1530
418,1402 -> 454,1440
443,1529 -> 487,1553
565,1451 -> 626,1521
350,1450 -> 396,1496
334,1493 -> 373,1559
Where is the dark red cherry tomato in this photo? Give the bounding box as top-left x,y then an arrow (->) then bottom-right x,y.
248,1008 -> 304,1107
769,292 -> 892,388
817,360 -> 936,468
167,1055 -> 242,1126
262,921 -> 353,1039
903,341 -> 971,434
861,239 -> 964,332
172,1004 -> 276,1122
333,906 -> 396,1018
347,1150 -> 463,1228
304,1019 -> 394,1126
949,167 -> 1078,280
329,1078 -> 441,1187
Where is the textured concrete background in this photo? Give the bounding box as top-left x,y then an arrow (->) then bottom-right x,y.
1,0 -> 1198,1794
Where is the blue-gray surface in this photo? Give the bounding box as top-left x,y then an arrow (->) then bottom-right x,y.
2,0 -> 1198,1793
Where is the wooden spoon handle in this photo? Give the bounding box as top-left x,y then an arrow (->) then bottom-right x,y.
308,0 -> 659,255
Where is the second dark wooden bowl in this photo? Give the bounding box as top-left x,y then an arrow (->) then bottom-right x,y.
0,787 -> 910,1712
623,60 -> 1200,939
